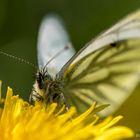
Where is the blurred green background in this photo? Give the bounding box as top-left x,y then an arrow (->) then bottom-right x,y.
0,0 -> 140,138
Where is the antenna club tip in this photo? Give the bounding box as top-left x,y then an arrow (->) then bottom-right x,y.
65,43 -> 72,50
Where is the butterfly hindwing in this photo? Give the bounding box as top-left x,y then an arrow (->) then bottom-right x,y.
60,10 -> 140,115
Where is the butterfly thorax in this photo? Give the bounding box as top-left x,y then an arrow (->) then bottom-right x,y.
30,69 -> 65,107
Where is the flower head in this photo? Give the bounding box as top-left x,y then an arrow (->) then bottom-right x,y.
0,82 -> 134,140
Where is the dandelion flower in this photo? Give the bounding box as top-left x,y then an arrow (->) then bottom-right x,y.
0,83 -> 134,140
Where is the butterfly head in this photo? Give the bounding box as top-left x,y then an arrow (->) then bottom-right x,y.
36,68 -> 53,89
30,67 -> 66,109
30,68 -> 53,103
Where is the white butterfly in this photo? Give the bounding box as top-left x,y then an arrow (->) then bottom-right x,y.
30,10 -> 140,115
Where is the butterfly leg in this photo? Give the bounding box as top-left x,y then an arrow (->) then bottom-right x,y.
61,93 -> 70,112
56,92 -> 70,112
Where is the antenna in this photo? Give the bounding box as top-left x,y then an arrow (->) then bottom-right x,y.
0,49 -> 37,69
43,43 -> 72,71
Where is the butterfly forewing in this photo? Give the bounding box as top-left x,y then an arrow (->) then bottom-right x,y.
60,10 -> 140,73
37,14 -> 75,77
60,10 -> 140,115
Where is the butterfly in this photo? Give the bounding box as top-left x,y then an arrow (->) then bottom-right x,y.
30,10 -> 140,115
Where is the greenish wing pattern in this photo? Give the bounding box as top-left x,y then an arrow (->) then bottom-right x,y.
63,39 -> 140,114
59,10 -> 140,80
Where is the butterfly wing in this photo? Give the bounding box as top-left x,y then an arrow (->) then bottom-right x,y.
37,14 -> 75,77
59,10 -> 140,115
